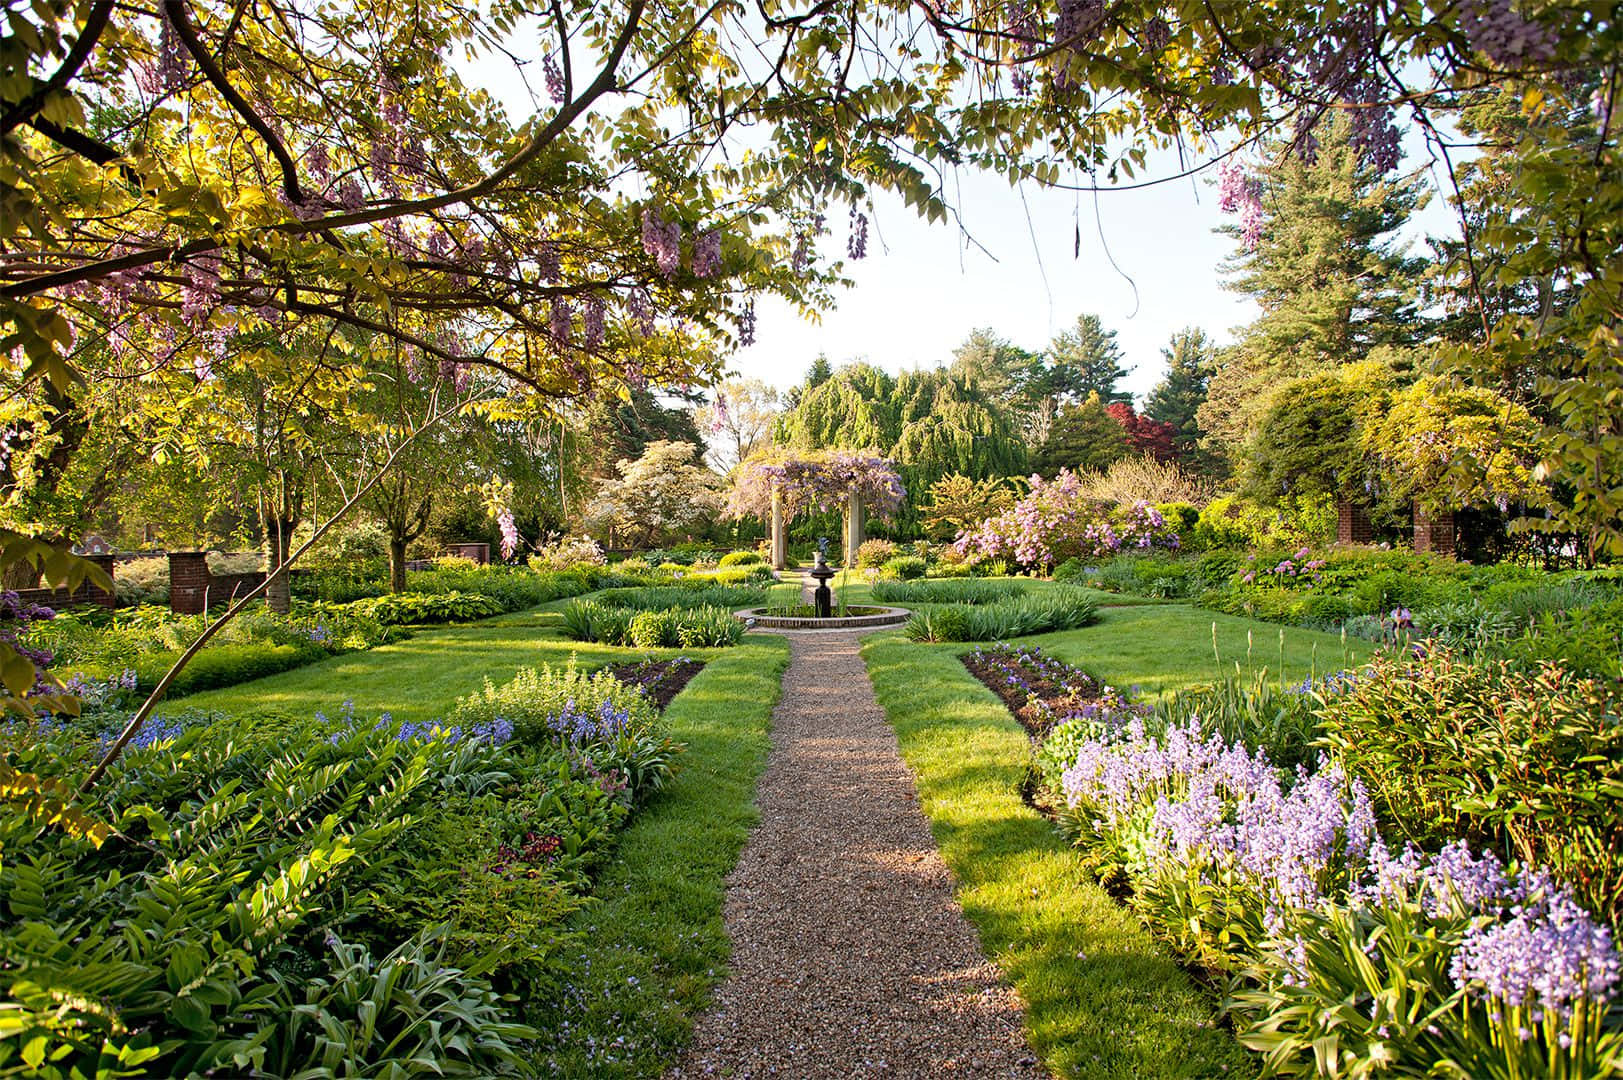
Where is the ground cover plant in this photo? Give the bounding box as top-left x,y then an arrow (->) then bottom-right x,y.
0,655 -> 681,1079
558,601 -> 745,648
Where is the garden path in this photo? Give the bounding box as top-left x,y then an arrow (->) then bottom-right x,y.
669,629 -> 1042,1079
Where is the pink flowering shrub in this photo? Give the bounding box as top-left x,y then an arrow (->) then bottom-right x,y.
953,470 -> 1180,570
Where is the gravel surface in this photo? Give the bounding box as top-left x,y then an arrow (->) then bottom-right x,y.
670,630 -> 1042,1079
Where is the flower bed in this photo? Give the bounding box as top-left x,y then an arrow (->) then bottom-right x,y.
604,656 -> 706,711
1,659 -> 687,1079
1047,714 -> 1623,1075
960,643 -> 1143,738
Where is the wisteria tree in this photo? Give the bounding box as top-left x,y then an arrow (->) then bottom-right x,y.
727,448 -> 904,567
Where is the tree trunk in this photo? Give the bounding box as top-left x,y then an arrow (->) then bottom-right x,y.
390,537 -> 408,593
262,516 -> 295,613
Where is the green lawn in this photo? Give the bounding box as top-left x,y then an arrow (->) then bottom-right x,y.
860,601 -> 1373,1078
1023,601 -> 1373,701
170,604 -> 704,722
530,636 -> 789,1076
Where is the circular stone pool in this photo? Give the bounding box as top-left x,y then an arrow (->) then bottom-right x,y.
734,605 -> 912,631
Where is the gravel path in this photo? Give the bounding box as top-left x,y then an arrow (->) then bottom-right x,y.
670,630 -> 1042,1079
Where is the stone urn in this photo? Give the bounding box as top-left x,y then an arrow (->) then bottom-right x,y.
808,550 -> 837,618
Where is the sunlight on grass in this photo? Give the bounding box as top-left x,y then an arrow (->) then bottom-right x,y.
863,631 -> 1255,1079
531,636 -> 790,1077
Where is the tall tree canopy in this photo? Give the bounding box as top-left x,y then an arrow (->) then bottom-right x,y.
1044,314 -> 1131,404
1201,114 -> 1429,455
3,0 -> 1620,696
1144,327 -> 1215,468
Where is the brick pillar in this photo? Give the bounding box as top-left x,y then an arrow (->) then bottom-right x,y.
168,552 -> 212,614
1336,500 -> 1373,545
1413,508 -> 1456,557
83,553 -> 116,608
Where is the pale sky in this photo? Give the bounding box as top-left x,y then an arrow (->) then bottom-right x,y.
465,34 -> 1461,409
729,153 -> 1259,403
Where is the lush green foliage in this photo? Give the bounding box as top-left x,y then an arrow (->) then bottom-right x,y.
586,583 -> 769,611
1,650 -> 687,1078
1317,650 -> 1623,924
904,589 -> 1099,642
870,577 -> 1031,605
717,550 -> 762,567
559,601 -> 745,648
336,590 -> 505,625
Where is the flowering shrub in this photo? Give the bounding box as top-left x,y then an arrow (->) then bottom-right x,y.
1236,546 -> 1327,587
952,471 -> 1180,570
855,538 -> 896,568
1046,715 -> 1623,1075
528,535 -> 607,572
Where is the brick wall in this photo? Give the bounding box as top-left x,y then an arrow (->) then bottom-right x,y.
445,543 -> 490,564
168,553 -> 275,613
13,553 -> 116,610
1335,500 -> 1374,545
1413,508 -> 1456,557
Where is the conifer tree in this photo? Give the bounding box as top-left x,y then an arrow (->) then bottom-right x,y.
1035,393 -> 1129,476
1200,114 -> 1429,458
1045,315 -> 1131,404
1144,328 -> 1215,466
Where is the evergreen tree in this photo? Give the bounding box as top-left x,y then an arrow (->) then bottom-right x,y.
1200,113 -> 1429,459
1045,314 -> 1131,404
576,386 -> 705,485
1035,393 -> 1130,476
784,355 -> 836,410
1144,328 -> 1218,471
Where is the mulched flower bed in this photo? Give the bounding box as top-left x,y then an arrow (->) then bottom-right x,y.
960,643 -> 1112,738
605,656 -> 705,711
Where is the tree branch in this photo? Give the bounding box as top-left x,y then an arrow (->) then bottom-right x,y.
0,0 -> 114,135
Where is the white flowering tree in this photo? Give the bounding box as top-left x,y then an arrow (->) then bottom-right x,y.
585,440 -> 722,549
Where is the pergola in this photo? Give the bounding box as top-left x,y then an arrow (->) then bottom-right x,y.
726,450 -> 906,569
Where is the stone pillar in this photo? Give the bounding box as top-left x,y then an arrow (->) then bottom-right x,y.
83,553 -> 116,609
770,486 -> 786,570
1336,499 -> 1373,545
1413,507 -> 1456,557
168,552 -> 211,615
843,490 -> 864,569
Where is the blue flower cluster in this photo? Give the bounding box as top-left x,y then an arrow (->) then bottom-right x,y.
547,699 -> 632,745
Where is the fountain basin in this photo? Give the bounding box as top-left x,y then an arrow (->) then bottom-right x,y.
735,605 -> 912,631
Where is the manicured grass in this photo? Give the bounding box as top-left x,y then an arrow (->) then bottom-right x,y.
859,601 -> 1373,1077
169,603 -> 721,723
1026,601 -> 1373,701
864,631 -> 1254,1079
529,636 -> 790,1077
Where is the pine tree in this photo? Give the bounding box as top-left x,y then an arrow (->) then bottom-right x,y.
1144,327 -> 1217,470
1045,314 -> 1131,404
1035,393 -> 1129,476
1199,113 -> 1428,459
